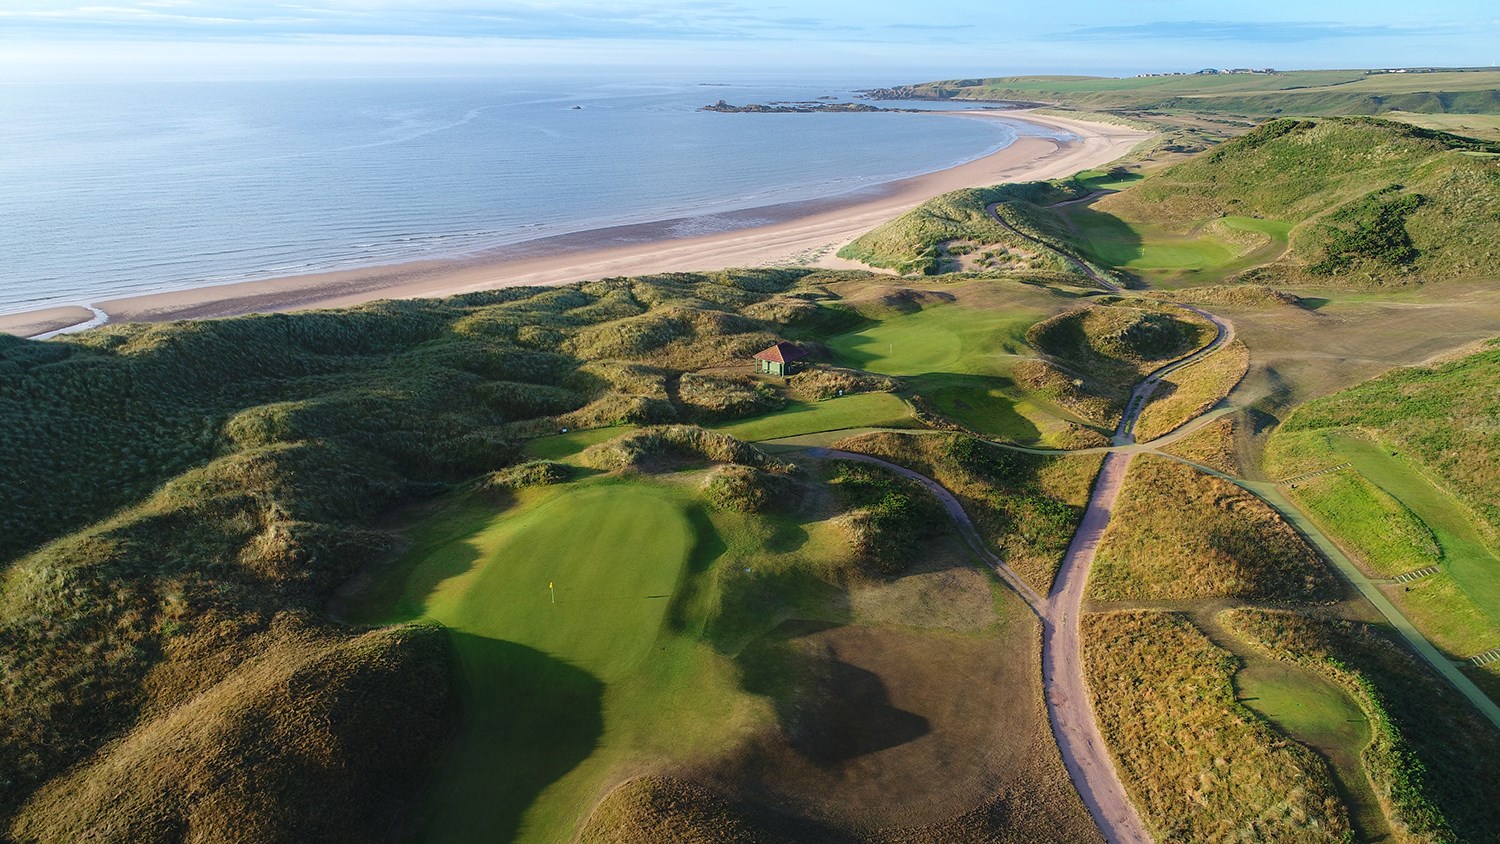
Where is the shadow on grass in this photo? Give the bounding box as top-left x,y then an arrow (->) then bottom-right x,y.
1061,206 -> 1145,271
737,626 -> 930,767
907,372 -> 1042,442
416,632 -> 604,843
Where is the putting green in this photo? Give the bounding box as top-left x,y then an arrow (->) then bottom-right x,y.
437,484 -> 691,678
353,479 -> 759,843
826,302 -> 1032,377
1235,658 -> 1386,839
1237,661 -> 1367,753
825,302 -> 1093,443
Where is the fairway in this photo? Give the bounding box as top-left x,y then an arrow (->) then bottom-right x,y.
712,392 -> 913,442
521,426 -> 638,463
1314,433 -> 1500,628
1273,429 -> 1500,692
827,300 -> 1033,377
1062,206 -> 1292,285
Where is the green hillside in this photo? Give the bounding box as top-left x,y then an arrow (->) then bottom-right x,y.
874,69 -> 1500,116
1081,117 -> 1500,287
1268,339 -> 1500,698
0,268 -> 1112,842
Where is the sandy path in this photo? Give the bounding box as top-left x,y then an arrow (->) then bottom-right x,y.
1042,451 -> 1149,844
0,110 -> 1150,336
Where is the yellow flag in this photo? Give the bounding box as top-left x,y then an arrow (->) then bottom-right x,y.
549,581 -> 554,589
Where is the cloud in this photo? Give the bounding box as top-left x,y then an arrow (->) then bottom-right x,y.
0,0 -> 855,41
1061,20 -> 1458,43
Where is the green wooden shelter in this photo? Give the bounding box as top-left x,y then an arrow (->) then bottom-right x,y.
754,341 -> 808,376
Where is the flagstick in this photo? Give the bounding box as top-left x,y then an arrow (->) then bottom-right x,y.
549,581 -> 555,604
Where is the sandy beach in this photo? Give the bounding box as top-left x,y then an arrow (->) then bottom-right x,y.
0,110 -> 1150,338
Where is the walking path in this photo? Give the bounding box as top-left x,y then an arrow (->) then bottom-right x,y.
800,191 -> 1499,842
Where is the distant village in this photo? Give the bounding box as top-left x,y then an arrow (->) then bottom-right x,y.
1138,66 -> 1456,78
1137,68 -> 1276,77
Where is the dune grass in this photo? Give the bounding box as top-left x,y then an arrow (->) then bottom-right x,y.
1222,608 -> 1500,841
1092,118 -> 1500,287
1231,657 -> 1382,836
1159,414 -> 1243,476
1082,610 -> 1351,842
1134,339 -> 1249,441
832,431 -> 1101,592
1089,456 -> 1338,603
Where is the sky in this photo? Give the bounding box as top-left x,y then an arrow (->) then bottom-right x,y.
1,0 -> 1497,81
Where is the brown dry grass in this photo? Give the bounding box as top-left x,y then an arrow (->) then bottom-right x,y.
1082,610 -> 1351,843
1160,414 -> 1244,476
1089,456 -> 1339,602
831,431 -> 1102,592
584,578 -> 1101,844
1134,339 -> 1250,442
10,623 -> 452,844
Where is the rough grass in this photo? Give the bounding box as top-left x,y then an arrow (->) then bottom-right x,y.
832,431 -> 1101,591
826,460 -> 947,577
1222,608 -> 1500,841
884,70 -> 1500,116
1134,339 -> 1249,441
1022,302 -> 1216,425
1089,457 -> 1339,603
836,182 -> 1085,275
678,372 -> 785,421
701,464 -> 801,514
10,624 -> 452,844
1160,413 -> 1243,476
580,425 -> 789,472
1082,610 -> 1351,843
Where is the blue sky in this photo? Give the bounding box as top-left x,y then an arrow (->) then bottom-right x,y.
1,0 -> 1496,80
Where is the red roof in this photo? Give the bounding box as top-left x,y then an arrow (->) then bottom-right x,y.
754,341 -> 808,363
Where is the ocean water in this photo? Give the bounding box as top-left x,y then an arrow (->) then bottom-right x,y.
0,77 -> 1067,315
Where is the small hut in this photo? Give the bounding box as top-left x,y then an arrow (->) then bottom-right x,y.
753,341 -> 808,377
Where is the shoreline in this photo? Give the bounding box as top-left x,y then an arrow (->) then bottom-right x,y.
0,110 -> 1151,338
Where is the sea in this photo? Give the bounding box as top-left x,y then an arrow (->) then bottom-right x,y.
0,76 -> 1069,316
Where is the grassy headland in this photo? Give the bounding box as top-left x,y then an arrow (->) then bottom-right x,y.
869,69 -> 1500,116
